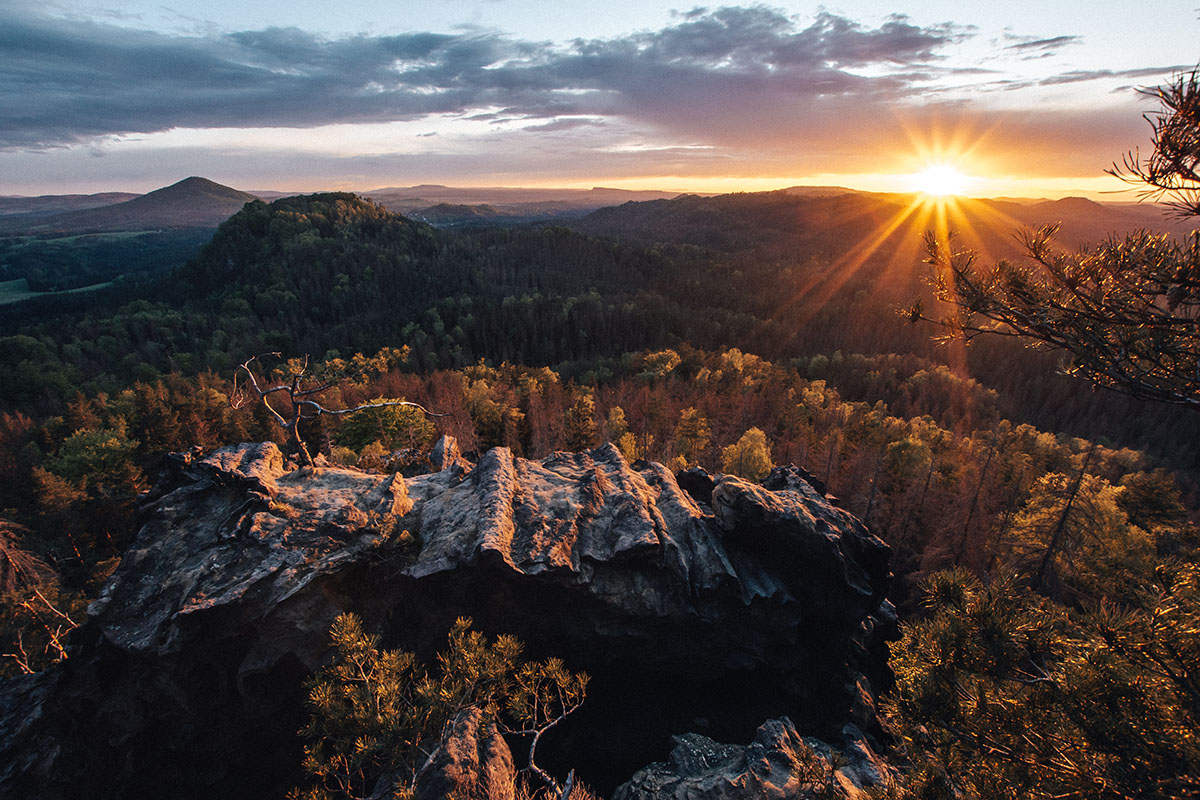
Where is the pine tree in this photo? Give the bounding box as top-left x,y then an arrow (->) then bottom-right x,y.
293,614 -> 588,800
884,568 -> 1200,799
672,407 -> 712,467
336,398 -> 437,455
915,69 -> 1200,409
562,389 -> 598,452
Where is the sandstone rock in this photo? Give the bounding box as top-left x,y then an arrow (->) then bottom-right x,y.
710,476 -> 889,627
614,717 -> 893,800
0,441 -> 890,799
430,434 -> 473,475
675,466 -> 717,507
763,464 -> 827,498
412,707 -> 516,800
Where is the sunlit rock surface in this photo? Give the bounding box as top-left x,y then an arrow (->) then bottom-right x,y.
614,718 -> 894,800
413,707 -> 517,800
0,440 -> 891,799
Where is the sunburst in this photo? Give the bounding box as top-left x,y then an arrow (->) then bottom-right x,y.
912,164 -> 971,197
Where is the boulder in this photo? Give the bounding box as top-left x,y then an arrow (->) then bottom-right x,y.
429,434 -> 473,475
0,441 -> 891,799
614,718 -> 893,800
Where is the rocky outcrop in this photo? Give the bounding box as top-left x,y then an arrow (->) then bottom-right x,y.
412,707 -> 516,800
0,440 -> 891,799
614,718 -> 893,800
429,433 -> 473,474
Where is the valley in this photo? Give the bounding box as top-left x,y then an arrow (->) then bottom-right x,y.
0,175 -> 1197,800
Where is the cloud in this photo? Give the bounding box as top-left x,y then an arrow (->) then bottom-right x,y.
1035,66 -> 1191,87
2,3 -> 1175,193
1,6 -> 973,150
1002,33 -> 1082,57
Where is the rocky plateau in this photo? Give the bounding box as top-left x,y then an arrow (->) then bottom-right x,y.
0,438 -> 893,799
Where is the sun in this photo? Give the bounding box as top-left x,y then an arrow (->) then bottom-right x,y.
912,164 -> 970,197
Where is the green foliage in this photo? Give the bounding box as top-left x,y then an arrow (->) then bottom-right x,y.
639,349 -> 681,379
672,407 -> 711,467
562,389 -> 598,452
293,614 -> 588,800
884,568 -> 1200,799
605,405 -> 629,441
615,431 -> 649,463
462,377 -> 525,453
336,398 -> 436,454
1002,471 -> 1157,604
721,427 -> 773,482
43,427 -> 139,488
0,229 -> 214,292
32,426 -> 145,559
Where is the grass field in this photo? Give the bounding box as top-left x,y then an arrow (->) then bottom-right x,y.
0,230 -> 146,254
0,277 -> 114,305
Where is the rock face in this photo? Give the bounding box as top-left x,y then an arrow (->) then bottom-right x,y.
412,708 -> 516,800
0,441 -> 890,799
613,718 -> 893,800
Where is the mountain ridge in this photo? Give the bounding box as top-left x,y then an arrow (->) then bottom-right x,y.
0,177 -> 257,234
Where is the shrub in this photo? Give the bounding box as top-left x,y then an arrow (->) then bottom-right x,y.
292,614 -> 588,800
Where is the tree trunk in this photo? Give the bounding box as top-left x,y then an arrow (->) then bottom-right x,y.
1033,443 -> 1096,594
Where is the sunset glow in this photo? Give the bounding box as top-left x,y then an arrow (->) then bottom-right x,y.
912,165 -> 971,197
2,1 -> 1196,196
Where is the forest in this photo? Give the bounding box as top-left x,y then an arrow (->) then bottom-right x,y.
2,106 -> 1200,797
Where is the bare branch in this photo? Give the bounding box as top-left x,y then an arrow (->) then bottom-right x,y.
231,351 -> 443,466
2,631 -> 34,675
30,587 -> 76,627
300,399 -> 451,419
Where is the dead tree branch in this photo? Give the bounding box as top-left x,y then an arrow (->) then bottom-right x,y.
234,352 -> 447,466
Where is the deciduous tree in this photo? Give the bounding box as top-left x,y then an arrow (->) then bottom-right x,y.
721,427 -> 773,482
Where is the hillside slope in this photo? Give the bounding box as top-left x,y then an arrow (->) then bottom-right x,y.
8,177 -> 256,233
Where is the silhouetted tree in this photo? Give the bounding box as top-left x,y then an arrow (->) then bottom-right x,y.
1112,68 -> 1200,217
915,69 -> 1200,409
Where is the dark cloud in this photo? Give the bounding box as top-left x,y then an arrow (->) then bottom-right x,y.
1035,65 -> 1191,87
1,5 -> 973,149
1002,33 -> 1082,55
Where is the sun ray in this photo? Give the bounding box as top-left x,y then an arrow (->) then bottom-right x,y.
762,196 -> 929,340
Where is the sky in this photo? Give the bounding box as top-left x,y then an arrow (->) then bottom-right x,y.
1,0 -> 1197,197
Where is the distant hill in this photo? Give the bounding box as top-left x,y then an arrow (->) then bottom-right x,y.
572,190 -> 914,253
981,195 -> 1196,248
573,189 -> 1195,261
2,177 -> 257,234
779,185 -> 860,197
406,203 -> 505,226
364,184 -> 693,222
0,192 -> 140,219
